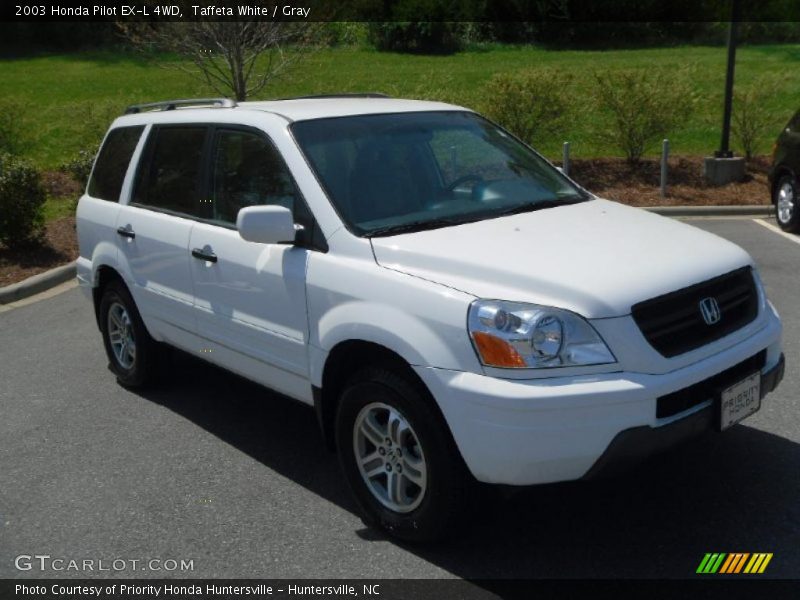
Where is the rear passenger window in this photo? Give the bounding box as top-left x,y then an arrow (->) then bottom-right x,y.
87,126 -> 144,202
211,129 -> 299,225
134,126 -> 208,217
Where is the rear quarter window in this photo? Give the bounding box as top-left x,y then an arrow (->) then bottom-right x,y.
87,126 -> 145,202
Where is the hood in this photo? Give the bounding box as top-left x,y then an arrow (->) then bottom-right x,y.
370,199 -> 753,318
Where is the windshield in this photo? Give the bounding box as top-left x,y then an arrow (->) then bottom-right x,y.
291,111 -> 588,237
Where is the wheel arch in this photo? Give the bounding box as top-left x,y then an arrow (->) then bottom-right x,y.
314,340 -> 444,452
92,264 -> 126,328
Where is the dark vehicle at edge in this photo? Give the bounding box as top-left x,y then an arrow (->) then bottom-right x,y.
769,110 -> 800,233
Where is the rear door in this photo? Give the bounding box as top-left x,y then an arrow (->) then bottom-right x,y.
116,124 -> 210,340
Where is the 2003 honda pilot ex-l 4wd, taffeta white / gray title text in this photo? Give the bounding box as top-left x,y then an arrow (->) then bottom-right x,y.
76,95 -> 785,541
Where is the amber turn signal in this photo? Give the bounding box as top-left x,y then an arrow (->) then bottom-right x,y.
471,332 -> 527,368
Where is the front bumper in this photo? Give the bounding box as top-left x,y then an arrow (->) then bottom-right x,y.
583,353 -> 784,480
414,310 -> 783,486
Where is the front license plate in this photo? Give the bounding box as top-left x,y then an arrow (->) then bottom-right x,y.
719,372 -> 761,430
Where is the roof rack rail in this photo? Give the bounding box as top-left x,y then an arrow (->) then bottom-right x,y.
124,98 -> 237,115
278,92 -> 391,100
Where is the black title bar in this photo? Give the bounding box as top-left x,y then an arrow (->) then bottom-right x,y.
4,0 -> 800,23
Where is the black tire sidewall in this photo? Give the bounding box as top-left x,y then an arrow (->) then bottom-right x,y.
774,175 -> 800,232
98,282 -> 154,388
335,367 -> 469,542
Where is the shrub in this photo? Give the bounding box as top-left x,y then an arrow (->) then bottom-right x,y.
0,154 -> 47,248
367,22 -> 465,54
481,69 -> 574,146
594,69 -> 695,163
321,22 -> 369,47
59,147 -> 98,189
732,78 -> 781,160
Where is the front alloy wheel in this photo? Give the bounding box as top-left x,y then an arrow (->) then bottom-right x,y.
336,366 -> 474,542
353,402 -> 427,513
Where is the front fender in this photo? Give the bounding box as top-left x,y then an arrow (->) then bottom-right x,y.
306,254 -> 481,387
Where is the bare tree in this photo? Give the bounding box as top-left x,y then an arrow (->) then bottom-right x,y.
119,21 -> 320,101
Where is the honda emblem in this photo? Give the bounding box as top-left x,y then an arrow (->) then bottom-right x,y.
699,297 -> 722,325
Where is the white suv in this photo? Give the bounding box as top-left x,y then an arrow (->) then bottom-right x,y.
77,96 -> 785,541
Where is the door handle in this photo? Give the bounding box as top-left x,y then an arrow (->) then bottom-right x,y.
116,226 -> 135,239
191,248 -> 218,263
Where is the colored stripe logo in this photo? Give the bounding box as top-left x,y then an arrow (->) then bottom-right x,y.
697,553 -> 773,574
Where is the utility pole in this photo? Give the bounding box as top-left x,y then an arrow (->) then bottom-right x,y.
716,0 -> 741,158
705,0 -> 746,184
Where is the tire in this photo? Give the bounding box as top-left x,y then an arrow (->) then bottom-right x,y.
335,365 -> 473,542
98,280 -> 161,388
774,174 -> 800,233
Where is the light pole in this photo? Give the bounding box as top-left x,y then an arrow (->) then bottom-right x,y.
716,0 -> 742,158
704,0 -> 746,185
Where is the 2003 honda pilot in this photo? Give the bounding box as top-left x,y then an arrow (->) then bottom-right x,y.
76,96 -> 785,541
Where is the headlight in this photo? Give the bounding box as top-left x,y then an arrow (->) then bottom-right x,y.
468,300 -> 616,369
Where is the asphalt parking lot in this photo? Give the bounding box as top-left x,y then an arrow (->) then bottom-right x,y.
1,217 -> 798,584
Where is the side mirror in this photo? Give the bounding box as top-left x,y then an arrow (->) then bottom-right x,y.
237,205 -> 297,244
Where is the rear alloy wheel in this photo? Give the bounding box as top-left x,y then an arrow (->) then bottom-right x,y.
107,301 -> 136,369
99,281 -> 161,388
336,366 -> 474,542
774,175 -> 800,233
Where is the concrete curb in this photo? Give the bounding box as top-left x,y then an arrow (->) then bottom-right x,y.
643,205 -> 773,217
0,261 -> 76,305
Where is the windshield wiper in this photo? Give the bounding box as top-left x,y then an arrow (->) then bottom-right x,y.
365,216 -> 471,237
489,196 -> 585,218
364,197 -> 587,237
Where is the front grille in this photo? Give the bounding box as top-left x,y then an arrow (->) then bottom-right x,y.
656,350 -> 766,419
632,267 -> 758,358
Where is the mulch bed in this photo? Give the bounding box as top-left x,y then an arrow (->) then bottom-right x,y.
0,158 -> 774,288
0,216 -> 78,288
569,155 -> 772,207
42,170 -> 83,198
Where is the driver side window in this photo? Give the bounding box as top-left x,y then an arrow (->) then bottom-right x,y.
211,129 -> 298,226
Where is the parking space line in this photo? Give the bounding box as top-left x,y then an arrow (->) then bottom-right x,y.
677,215 -> 761,221
752,218 -> 800,246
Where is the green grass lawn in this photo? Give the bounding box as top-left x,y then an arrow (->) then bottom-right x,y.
2,44 -> 800,170
42,196 -> 77,222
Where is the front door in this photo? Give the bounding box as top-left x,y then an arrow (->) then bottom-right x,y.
188,126 -> 310,401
